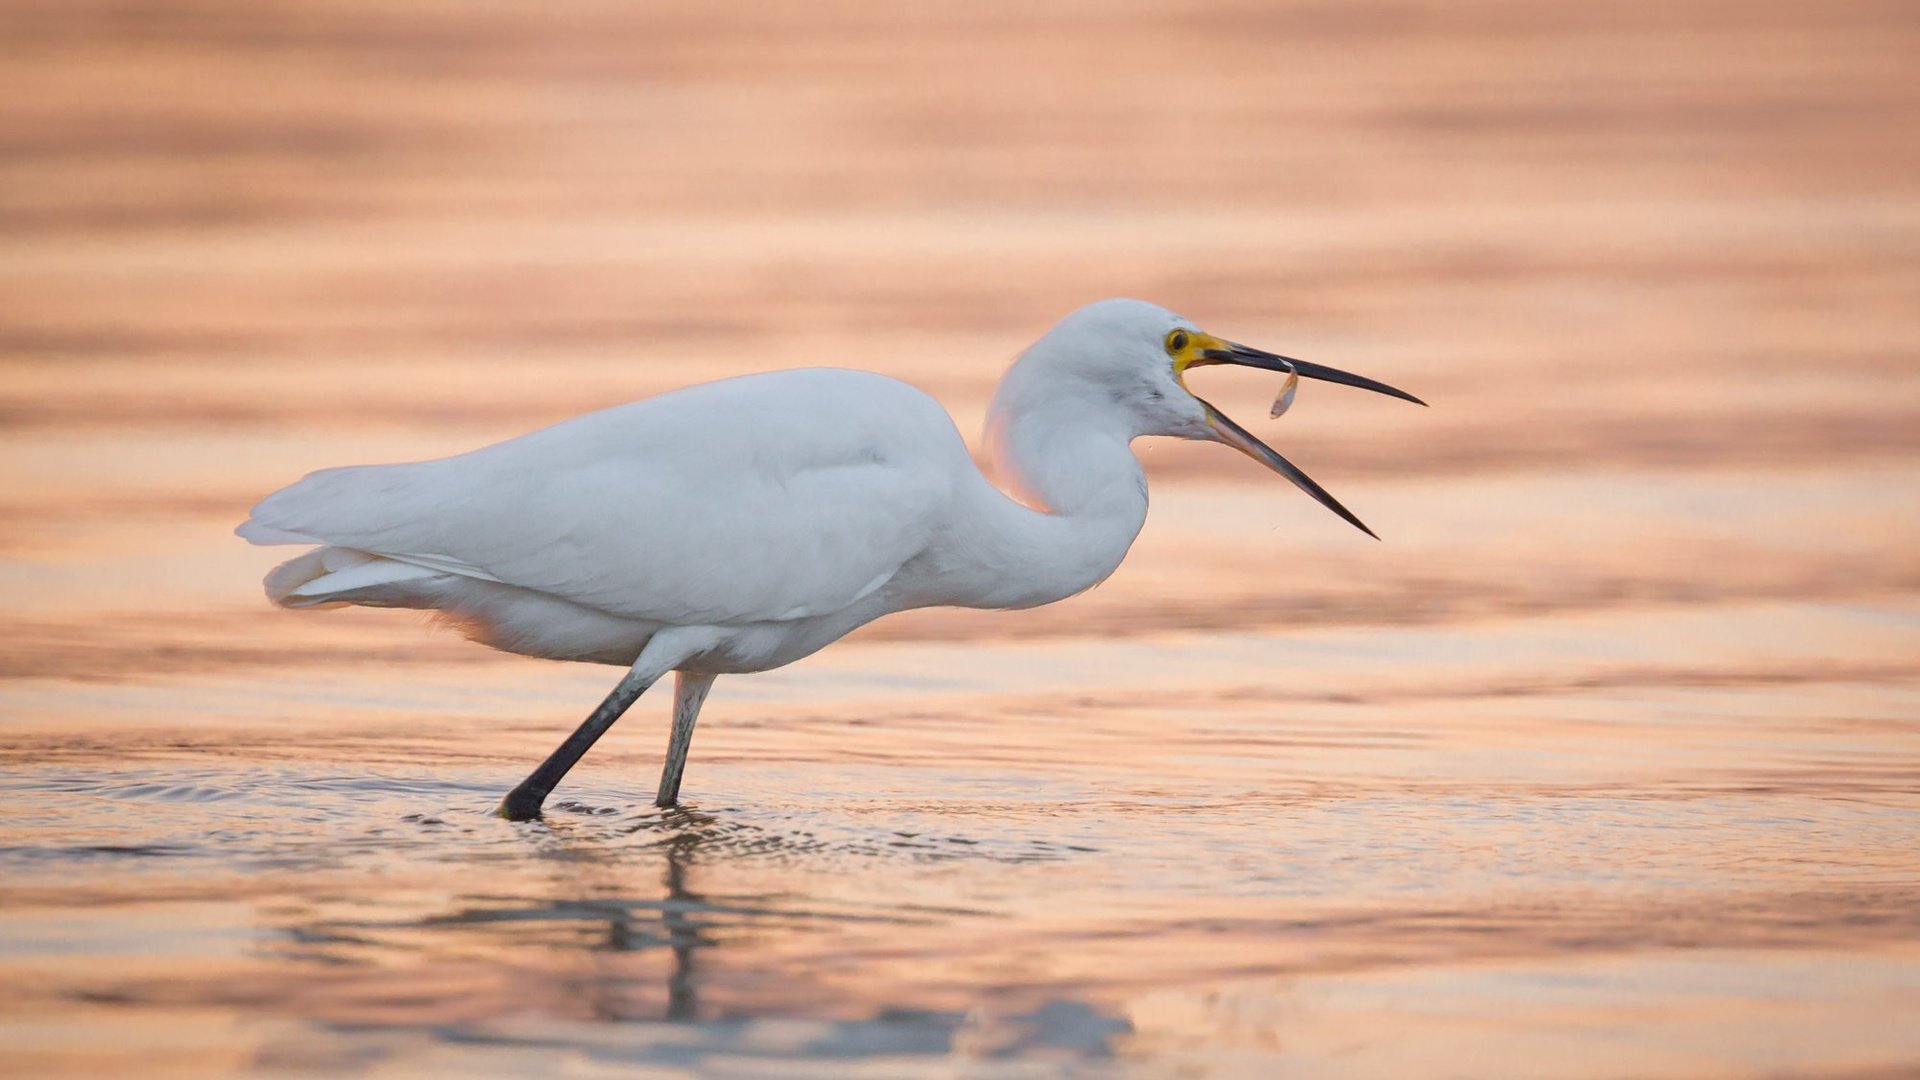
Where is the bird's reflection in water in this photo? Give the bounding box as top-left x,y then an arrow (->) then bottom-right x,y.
255,803 -> 1131,1071
589,806 -> 708,1021
506,804 -> 762,1024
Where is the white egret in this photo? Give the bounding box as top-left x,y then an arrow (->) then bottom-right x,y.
238,299 -> 1422,819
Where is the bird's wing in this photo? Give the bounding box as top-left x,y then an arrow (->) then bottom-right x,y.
239,369 -> 963,625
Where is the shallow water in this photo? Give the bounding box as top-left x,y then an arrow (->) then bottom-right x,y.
4,1 -> 1920,1077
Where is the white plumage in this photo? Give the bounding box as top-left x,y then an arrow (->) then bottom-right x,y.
239,298 -> 1421,817
244,369 -> 960,663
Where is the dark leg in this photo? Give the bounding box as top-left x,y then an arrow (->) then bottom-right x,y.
655,671 -> 716,807
498,666 -> 654,820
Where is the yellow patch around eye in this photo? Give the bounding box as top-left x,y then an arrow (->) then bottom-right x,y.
1170,330 -> 1227,387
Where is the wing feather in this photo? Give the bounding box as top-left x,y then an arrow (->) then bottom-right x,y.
240,369 -> 962,625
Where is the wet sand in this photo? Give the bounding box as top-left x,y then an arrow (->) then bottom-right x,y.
3,1 -> 1919,1076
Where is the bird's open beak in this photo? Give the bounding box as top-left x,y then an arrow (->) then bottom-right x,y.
1183,340 -> 1426,540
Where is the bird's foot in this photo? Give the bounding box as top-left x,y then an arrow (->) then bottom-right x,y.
496,784 -> 548,821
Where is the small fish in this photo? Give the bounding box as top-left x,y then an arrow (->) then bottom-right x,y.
1269,360 -> 1300,418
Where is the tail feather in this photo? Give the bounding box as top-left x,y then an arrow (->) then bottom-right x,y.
235,519 -> 316,545
263,546 -> 445,608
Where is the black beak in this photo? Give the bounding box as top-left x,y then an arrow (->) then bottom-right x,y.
1189,342 -> 1423,539
1196,398 -> 1381,539
1199,343 -> 1426,406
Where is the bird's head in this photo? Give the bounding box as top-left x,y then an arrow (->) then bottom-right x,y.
1013,297 -> 1425,538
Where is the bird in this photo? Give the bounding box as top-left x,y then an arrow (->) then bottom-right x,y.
237,298 -> 1423,820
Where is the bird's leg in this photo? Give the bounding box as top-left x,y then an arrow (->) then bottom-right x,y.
655,671 -> 716,808
497,666 -> 655,821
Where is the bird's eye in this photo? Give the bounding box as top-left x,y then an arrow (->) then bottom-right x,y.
1165,330 -> 1190,356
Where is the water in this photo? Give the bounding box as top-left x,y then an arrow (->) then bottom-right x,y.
4,1 -> 1920,1076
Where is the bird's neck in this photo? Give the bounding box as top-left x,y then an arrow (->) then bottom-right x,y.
946,373 -> 1149,610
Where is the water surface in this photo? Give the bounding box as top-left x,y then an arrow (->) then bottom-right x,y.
3,1 -> 1919,1076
